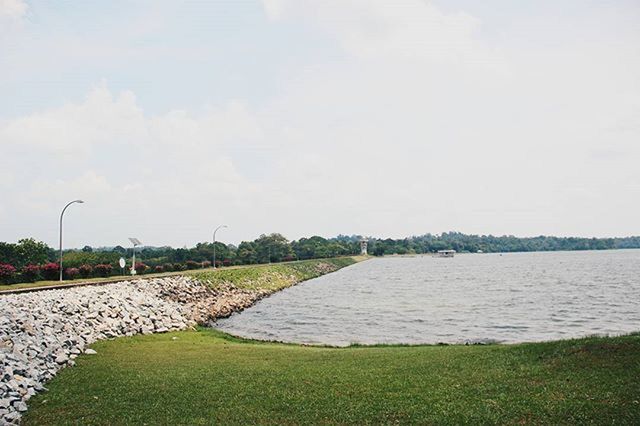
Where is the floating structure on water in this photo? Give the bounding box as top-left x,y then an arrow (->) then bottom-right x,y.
434,249 -> 456,258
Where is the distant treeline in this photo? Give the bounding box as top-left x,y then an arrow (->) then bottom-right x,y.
2,232 -> 640,283
364,232 -> 640,256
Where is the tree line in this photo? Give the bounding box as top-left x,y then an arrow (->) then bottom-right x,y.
364,232 -> 640,256
2,232 -> 640,283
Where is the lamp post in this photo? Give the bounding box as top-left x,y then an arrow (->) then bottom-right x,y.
212,225 -> 228,269
128,238 -> 142,275
59,199 -> 84,281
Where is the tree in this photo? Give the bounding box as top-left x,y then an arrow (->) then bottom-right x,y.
255,234 -> 294,263
82,245 -> 93,252
1,239 -> 54,268
237,241 -> 257,264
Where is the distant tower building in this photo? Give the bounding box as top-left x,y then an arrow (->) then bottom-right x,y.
360,239 -> 368,255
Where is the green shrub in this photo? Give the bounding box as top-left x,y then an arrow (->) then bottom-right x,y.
185,260 -> 200,270
94,264 -> 113,277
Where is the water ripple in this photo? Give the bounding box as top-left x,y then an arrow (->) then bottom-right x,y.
214,250 -> 640,346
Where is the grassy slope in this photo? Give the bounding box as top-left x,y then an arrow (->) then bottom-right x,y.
190,256 -> 364,292
23,329 -> 640,425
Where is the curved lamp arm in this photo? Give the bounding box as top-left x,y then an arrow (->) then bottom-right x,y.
212,225 -> 228,269
59,200 -> 84,281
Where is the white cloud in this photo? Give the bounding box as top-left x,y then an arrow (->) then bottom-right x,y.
0,84 -> 145,156
2,1 -> 640,246
0,0 -> 26,20
261,0 -> 505,71
0,84 -> 270,247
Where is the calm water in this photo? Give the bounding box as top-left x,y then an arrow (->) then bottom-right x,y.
214,250 -> 640,346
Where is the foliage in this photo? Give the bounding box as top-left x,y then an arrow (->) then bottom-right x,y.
0,238 -> 53,269
185,260 -> 200,270
154,266 -> 164,273
21,264 -> 41,282
41,262 -> 60,280
0,263 -> 16,284
94,264 -> 113,277
23,330 -> 640,425
61,251 -> 120,269
65,267 -> 80,280
134,262 -> 149,274
79,264 -> 93,278
112,245 -> 127,254
363,232 -> 630,255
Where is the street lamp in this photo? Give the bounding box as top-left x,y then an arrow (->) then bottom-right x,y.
129,238 -> 142,275
212,225 -> 228,269
59,199 -> 84,281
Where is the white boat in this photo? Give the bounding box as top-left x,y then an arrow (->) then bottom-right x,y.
434,249 -> 456,258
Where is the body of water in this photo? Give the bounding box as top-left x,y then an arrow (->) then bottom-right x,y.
214,250 -> 640,346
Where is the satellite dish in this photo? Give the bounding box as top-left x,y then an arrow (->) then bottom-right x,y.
119,257 -> 126,268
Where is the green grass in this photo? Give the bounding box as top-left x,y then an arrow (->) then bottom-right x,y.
23,329 -> 640,425
190,256 -> 364,292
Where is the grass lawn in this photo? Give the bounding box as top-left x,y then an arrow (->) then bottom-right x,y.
190,256 -> 365,291
23,329 -> 640,425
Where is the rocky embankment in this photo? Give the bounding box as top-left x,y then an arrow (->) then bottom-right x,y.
0,275 -> 270,424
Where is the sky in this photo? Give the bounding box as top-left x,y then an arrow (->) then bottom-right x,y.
1,0 -> 639,248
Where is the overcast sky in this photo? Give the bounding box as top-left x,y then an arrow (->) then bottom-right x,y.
1,0 -> 639,248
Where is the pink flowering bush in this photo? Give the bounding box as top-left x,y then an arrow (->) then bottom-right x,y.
41,262 -> 60,280
135,262 -> 149,274
79,264 -> 93,278
0,263 -> 17,284
65,267 -> 80,280
21,264 -> 41,282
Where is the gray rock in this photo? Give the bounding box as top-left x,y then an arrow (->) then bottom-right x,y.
54,354 -> 68,365
4,410 -> 21,422
0,276 -> 204,423
13,401 -> 28,412
84,349 -> 97,355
